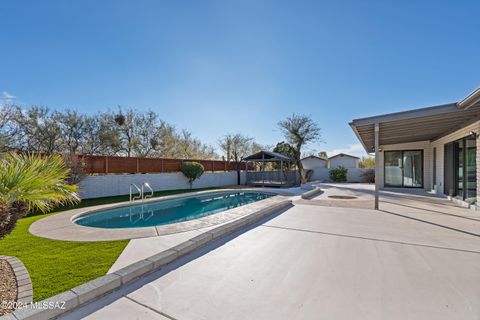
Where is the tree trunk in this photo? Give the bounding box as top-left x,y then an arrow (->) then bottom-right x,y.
236,168 -> 241,185
0,203 -> 27,239
295,146 -> 304,184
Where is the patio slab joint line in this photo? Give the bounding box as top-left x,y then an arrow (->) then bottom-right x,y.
124,296 -> 178,320
261,224 -> 480,254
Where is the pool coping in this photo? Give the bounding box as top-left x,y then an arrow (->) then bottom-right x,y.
8,197 -> 293,320
29,188 -> 296,242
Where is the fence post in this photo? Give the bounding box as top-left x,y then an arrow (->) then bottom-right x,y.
224,161 -> 227,172
136,158 -> 140,173
211,160 -> 214,172
161,159 -> 164,172
105,156 -> 109,174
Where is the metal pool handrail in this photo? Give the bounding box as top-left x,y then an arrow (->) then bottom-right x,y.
142,182 -> 154,201
129,183 -> 142,203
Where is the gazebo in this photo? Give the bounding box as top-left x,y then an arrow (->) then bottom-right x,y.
243,151 -> 298,187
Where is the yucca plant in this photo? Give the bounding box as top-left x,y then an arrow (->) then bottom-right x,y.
0,153 -> 80,238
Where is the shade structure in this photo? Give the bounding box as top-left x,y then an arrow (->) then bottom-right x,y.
243,150 -> 298,187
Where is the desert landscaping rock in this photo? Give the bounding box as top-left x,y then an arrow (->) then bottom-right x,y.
0,260 -> 17,316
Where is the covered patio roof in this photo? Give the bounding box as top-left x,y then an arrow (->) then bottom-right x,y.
243,150 -> 293,162
350,88 -> 480,153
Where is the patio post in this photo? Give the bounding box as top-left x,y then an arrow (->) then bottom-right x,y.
374,123 -> 380,210
280,160 -> 283,185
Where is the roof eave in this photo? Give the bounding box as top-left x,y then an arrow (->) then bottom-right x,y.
349,122 -> 372,154
458,87 -> 480,110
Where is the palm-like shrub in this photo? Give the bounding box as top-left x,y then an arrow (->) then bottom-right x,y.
0,153 -> 80,238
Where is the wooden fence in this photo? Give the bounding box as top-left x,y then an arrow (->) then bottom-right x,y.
78,155 -> 247,174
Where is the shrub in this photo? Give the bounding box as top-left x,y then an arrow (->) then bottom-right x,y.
0,153 -> 79,238
329,166 -> 348,182
361,169 -> 375,183
181,161 -> 205,189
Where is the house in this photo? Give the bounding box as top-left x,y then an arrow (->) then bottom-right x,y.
301,155 -> 328,181
350,87 -> 480,209
301,155 -> 328,170
328,153 -> 359,169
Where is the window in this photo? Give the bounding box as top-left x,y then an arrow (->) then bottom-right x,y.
384,150 -> 423,188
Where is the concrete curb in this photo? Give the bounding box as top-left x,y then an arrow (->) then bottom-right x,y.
0,256 -> 33,305
300,187 -> 322,199
5,199 -> 292,320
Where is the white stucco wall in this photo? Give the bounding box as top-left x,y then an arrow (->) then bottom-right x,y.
302,157 -> 327,170
306,167 -> 371,182
329,156 -> 359,168
78,172 -> 247,199
379,141 -> 432,190
377,120 -> 480,196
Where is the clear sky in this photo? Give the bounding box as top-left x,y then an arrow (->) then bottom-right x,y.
1,0 -> 479,157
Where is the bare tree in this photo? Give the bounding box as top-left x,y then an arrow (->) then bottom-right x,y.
0,104 -> 21,151
0,105 -> 220,160
219,133 -> 254,185
133,111 -> 162,157
15,106 -> 62,153
278,114 -> 321,182
55,110 -> 86,154
81,115 -> 105,155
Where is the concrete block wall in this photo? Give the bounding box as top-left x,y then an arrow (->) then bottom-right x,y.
78,172 -> 247,199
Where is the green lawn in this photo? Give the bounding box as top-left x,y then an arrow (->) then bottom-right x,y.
0,187 -> 218,301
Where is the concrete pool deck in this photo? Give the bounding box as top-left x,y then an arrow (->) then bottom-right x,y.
59,183 -> 480,320
28,187 -> 309,242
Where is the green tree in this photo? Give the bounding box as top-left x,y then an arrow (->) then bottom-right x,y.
0,153 -> 80,238
359,156 -> 375,168
272,141 -> 296,170
278,114 -> 322,182
181,161 -> 205,189
218,134 -> 254,185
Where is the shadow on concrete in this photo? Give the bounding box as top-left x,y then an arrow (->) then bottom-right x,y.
262,224 -> 480,255
60,207 -> 291,320
382,201 -> 480,222
379,208 -> 480,239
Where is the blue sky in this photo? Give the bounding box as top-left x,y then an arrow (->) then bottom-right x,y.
1,0 -> 479,157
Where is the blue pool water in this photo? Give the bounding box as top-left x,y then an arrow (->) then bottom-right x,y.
73,191 -> 273,229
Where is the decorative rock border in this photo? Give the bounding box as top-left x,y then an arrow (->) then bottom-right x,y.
5,199 -> 292,320
0,256 -> 33,305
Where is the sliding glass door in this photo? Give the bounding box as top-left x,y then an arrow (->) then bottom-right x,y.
384,150 -> 423,188
454,136 -> 476,201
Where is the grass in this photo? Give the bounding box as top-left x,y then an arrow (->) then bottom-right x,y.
0,187 -> 219,301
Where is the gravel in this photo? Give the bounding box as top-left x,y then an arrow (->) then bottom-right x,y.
0,259 -> 17,316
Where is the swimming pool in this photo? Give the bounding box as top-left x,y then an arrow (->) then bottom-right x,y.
73,191 -> 273,229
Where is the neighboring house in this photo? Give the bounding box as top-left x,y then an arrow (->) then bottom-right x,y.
328,153 -> 360,168
350,87 -> 480,209
301,155 -> 328,181
301,155 -> 328,170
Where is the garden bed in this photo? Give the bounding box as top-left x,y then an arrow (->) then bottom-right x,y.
0,259 -> 16,316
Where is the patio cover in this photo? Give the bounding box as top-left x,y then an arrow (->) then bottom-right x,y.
350,87 -> 480,153
349,87 -> 480,210
243,150 -> 293,162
